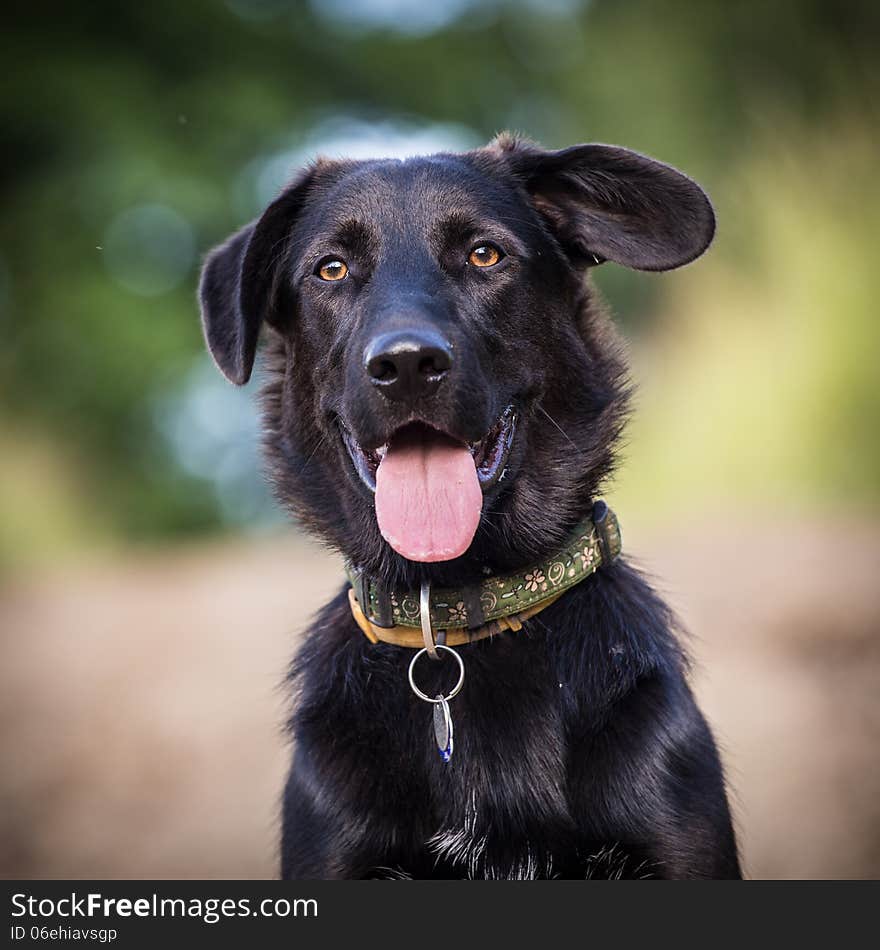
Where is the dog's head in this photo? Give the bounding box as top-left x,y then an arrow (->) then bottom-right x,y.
199,135 -> 713,584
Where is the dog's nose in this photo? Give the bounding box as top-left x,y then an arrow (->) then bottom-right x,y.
364,329 -> 453,402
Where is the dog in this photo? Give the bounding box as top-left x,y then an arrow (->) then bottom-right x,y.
198,133 -> 741,879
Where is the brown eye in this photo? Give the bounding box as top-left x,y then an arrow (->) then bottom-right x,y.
317,259 -> 348,281
468,244 -> 503,268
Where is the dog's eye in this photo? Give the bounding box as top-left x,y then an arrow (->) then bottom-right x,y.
468,244 -> 503,268
316,258 -> 349,282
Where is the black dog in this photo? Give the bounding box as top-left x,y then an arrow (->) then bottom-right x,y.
199,134 -> 741,879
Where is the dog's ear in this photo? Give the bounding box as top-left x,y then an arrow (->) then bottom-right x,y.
496,137 -> 715,271
199,166 -> 321,385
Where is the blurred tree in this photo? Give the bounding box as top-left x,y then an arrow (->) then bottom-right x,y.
1,0 -> 878,559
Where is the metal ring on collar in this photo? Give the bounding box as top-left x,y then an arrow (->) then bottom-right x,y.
408,645 -> 465,703
420,581 -> 440,660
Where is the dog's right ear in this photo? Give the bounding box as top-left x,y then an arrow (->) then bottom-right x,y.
199,167 -> 320,385
489,134 -> 715,273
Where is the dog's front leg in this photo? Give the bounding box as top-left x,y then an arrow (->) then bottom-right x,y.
280,762 -> 338,879
570,676 -> 742,880
280,758 -> 381,879
281,751 -> 421,880
638,683 -> 742,879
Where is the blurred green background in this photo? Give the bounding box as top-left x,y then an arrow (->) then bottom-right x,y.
2,0 -> 879,879
2,0 -> 878,565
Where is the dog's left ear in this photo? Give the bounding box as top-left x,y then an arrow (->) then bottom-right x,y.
199,165 -> 326,385
499,139 -> 715,271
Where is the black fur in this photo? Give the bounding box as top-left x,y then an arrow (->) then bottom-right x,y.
199,134 -> 740,879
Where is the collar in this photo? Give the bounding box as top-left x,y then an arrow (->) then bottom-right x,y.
347,501 -> 621,648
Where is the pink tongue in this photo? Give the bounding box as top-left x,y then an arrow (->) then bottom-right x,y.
375,425 -> 482,562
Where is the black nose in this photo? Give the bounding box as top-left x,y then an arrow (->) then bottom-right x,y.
364,329 -> 453,402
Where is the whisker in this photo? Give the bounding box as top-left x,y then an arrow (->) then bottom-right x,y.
536,403 -> 581,453
297,434 -> 327,477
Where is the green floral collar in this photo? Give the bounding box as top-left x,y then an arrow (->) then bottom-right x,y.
347,501 -> 621,633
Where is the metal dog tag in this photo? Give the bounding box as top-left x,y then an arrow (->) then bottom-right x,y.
409,644 -> 464,764
433,694 -> 454,763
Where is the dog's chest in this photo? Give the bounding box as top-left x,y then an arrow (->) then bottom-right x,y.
299,607 -> 607,878
405,641 -> 576,878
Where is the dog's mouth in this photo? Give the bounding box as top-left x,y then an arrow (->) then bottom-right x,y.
341,405 -> 516,493
340,406 -> 516,562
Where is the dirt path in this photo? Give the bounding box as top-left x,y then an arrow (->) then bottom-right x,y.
1,518 -> 878,879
